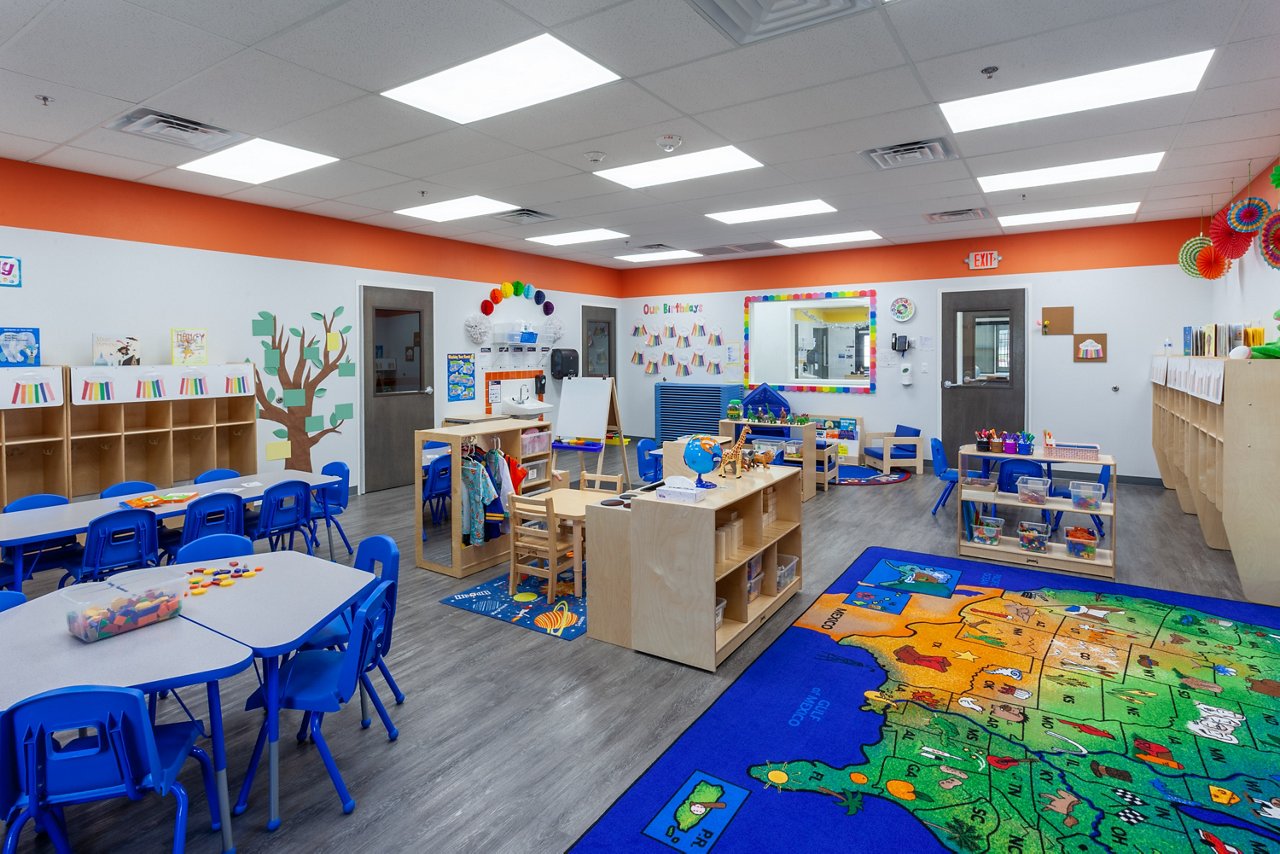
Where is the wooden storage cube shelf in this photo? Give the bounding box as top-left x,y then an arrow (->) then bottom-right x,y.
171,399 -> 215,428
71,437 -> 123,498
4,408 -> 65,443
172,427 -> 215,483
216,425 -> 256,474
216,396 -> 255,424
124,401 -> 171,432
124,432 -> 173,487
716,565 -> 748,625
70,404 -> 123,438
5,443 -> 68,499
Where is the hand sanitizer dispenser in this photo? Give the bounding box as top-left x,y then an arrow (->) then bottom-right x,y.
900,363 -> 913,386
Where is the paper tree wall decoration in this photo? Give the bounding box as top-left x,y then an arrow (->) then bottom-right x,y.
252,307 -> 356,471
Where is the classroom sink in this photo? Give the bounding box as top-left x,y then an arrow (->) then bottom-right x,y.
500,398 -> 553,418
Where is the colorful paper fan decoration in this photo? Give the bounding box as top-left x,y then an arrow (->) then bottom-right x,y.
1195,243 -> 1229,280
1259,211 -> 1280,270
675,361 -> 692,377
630,350 -> 645,365
660,351 -> 675,367
1272,164 -> 1280,190
1178,236 -> 1210,277
644,360 -> 660,375
1209,209 -> 1252,260
675,334 -> 691,348
690,350 -> 706,367
706,360 -> 723,375
1228,197 -> 1271,233
691,322 -> 706,336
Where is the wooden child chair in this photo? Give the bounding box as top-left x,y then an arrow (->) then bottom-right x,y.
580,472 -> 624,493
861,424 -> 926,475
509,494 -> 577,604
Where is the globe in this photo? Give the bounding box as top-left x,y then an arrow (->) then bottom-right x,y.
682,435 -> 722,489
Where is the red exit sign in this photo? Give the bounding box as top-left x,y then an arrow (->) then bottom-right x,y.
965,250 -> 1001,270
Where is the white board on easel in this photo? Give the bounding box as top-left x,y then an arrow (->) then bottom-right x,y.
553,376 -> 613,440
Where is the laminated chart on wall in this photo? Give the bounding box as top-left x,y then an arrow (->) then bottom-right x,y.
0,366 -> 63,409
70,365 -> 255,405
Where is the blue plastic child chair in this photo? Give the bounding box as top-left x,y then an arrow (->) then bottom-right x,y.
193,468 -> 239,484
1,685 -> 219,854
302,536 -> 404,737
240,581 -> 397,816
250,480 -> 313,555
636,438 -> 663,483
929,439 -> 959,515
421,454 -> 452,527
99,481 -> 157,499
311,461 -> 353,558
175,534 -> 254,564
72,507 -> 160,585
2,494 -> 85,583
161,492 -> 245,563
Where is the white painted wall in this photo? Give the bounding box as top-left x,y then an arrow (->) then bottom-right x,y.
618,264 -> 1214,479
1211,242 -> 1280,333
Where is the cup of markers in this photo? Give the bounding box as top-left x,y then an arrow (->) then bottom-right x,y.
186,560 -> 265,594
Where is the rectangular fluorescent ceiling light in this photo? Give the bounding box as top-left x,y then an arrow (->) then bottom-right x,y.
178,138 -> 336,184
594,145 -> 762,189
998,202 -> 1140,228
776,230 -> 881,248
382,34 -> 619,123
941,50 -> 1214,133
526,228 -> 627,246
395,195 -> 518,222
615,250 -> 702,263
707,199 -> 835,224
978,152 -> 1165,192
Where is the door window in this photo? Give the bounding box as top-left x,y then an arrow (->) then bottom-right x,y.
373,308 -> 423,394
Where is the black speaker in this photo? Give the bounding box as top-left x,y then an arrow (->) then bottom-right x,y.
550,348 -> 579,379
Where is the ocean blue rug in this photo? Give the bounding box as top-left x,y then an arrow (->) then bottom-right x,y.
439,571 -> 587,641
571,546 -> 1280,853
836,464 -> 911,485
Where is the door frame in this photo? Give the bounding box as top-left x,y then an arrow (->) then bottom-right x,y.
357,282 -> 435,495
934,284 -> 1030,454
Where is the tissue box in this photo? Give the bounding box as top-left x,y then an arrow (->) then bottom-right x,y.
657,483 -> 704,503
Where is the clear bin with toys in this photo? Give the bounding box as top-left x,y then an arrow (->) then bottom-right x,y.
747,573 -> 762,602
971,516 -> 1004,546
776,553 -> 799,589
715,597 -> 727,629
62,569 -> 187,643
749,439 -> 784,464
1016,476 -> 1050,506
1069,481 -> 1104,511
1065,527 -> 1099,560
1017,521 -> 1050,553
520,429 -> 550,456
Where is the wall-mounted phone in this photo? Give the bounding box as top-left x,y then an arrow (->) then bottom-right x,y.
891,333 -> 911,353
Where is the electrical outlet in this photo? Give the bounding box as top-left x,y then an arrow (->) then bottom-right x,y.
920,362 -> 930,374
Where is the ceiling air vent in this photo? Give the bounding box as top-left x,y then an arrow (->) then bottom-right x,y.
924,208 -> 990,224
694,242 -> 778,256
637,243 -> 677,251
492,208 -> 555,224
686,0 -> 876,45
861,138 -> 957,170
107,108 -> 247,152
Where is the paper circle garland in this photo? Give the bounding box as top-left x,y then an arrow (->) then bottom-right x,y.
480,299 -> 494,316
490,287 -> 503,303
1260,212 -> 1280,270
524,282 -> 535,299
543,301 -> 555,315
512,282 -> 524,296
1195,243 -> 1228,280
1228,197 -> 1271,233
1178,236 -> 1210,277
500,281 -> 514,298
1209,209 -> 1252,260
534,290 -> 546,305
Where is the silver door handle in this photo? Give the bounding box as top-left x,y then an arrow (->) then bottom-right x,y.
425,386 -> 434,395
943,380 -> 954,389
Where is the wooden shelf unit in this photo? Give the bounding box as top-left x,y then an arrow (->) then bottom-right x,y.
414,418 -> 553,579
955,443 -> 1118,580
1152,357 -> 1280,605
587,466 -> 802,671
720,419 -> 817,501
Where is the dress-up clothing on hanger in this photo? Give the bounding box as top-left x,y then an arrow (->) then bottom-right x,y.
460,456 -> 497,545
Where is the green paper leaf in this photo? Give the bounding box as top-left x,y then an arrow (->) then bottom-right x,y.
289,327 -> 303,337
266,388 -> 276,403
338,361 -> 356,377
314,387 -> 328,398
333,306 -> 344,318
282,388 -> 307,408
333,402 -> 353,420
265,366 -> 278,376
273,428 -> 288,439
260,340 -> 271,349
305,415 -> 324,432
340,325 -> 352,335
330,412 -> 340,427
310,312 -> 324,321
252,317 -> 274,336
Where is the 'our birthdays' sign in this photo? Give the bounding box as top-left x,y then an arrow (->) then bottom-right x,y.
0,256 -> 20,288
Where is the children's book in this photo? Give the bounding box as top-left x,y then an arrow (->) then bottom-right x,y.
0,327 -> 40,367
171,329 -> 208,366
92,333 -> 140,366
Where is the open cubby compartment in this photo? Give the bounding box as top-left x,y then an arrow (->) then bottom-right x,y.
5,442 -> 67,499
770,528 -> 803,595
216,424 -> 256,473
71,436 -> 124,498
124,431 -> 173,487
172,426 -> 216,483
3,407 -> 66,442
759,542 -> 780,595
716,564 -> 748,626
216,396 -> 255,424
69,403 -> 123,438
124,401 -> 171,432
171,398 -> 216,428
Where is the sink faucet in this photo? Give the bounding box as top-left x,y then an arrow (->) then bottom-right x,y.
512,385 -> 530,404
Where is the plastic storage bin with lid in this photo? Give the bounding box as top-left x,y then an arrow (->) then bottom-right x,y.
62,568 -> 187,643
1016,476 -> 1050,506
747,573 -> 762,602
520,428 -> 550,456
1065,527 -> 1098,560
715,597 -> 727,629
1069,481 -> 1104,511
1017,521 -> 1050,553
971,516 -> 1004,546
777,553 -> 799,589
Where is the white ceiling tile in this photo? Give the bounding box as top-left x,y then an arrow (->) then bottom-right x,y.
139,167 -> 250,195
1203,34 -> 1280,88
0,0 -> 55,38
538,116 -> 726,169
146,50 -> 364,137
1185,78 -> 1280,123
1175,108 -> 1280,148
355,211 -> 432,230
0,131 -> 54,161
355,128 -> 525,179
0,0 -> 241,101
557,0 -> 731,77
295,199 -> 385,220
472,81 -> 680,151
695,66 -> 928,143
549,190 -> 665,218
498,173 -> 620,207
1140,195 -> 1217,214
60,126 -> 205,167
635,11 -> 906,114
499,0 -> 622,27
1232,0 -> 1280,40
267,95 -> 455,159
963,127 -> 1179,176
0,68 -> 132,144
633,165 -> 801,204
744,106 -> 949,166
336,180 -> 461,211
34,145 -> 162,180
257,0 -> 540,91
125,0 -> 352,45
264,159 -> 407,197
224,186 -> 321,209
1145,180 -> 1236,201
425,153 -> 580,194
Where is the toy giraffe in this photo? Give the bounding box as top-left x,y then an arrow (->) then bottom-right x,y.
720,426 -> 751,478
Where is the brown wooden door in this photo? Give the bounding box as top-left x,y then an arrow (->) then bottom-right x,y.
581,305 -> 616,378
940,289 -> 1025,459
362,286 -> 434,492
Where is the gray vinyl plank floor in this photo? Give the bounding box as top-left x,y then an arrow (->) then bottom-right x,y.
7,453 -> 1245,852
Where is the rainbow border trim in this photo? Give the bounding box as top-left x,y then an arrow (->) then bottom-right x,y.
743,289 -> 877,395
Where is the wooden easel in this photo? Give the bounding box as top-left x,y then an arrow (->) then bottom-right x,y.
551,377 -> 631,489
